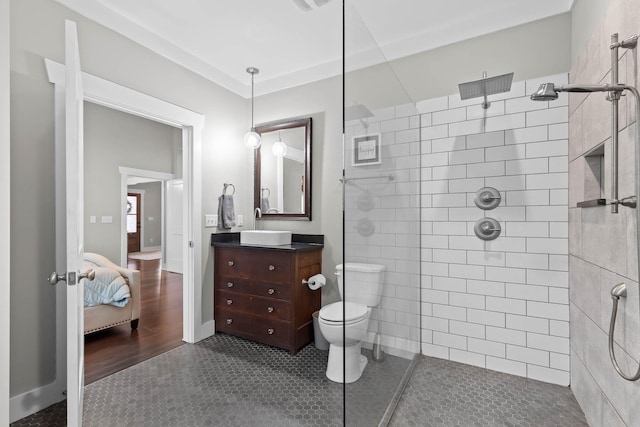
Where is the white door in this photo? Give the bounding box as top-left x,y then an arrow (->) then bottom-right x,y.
61,20 -> 87,426
165,179 -> 183,273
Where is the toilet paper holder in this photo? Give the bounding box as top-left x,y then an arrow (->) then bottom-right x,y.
302,273 -> 326,290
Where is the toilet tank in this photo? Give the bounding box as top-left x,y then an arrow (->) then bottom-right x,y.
336,263 -> 385,307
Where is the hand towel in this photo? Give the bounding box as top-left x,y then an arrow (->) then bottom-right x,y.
218,194 -> 236,229
261,196 -> 270,212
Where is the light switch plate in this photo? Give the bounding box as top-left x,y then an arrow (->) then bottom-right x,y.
89,216 -> 96,224
237,215 -> 243,227
205,214 -> 218,227
101,216 -> 113,224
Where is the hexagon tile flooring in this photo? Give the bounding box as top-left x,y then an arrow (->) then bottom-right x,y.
12,337 -> 588,426
12,333 -> 411,426
389,355 -> 588,427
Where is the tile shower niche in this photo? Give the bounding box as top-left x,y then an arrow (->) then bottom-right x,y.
577,142 -> 606,207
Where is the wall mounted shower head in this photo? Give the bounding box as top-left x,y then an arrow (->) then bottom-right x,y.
530,82 -> 626,101
530,83 -> 559,101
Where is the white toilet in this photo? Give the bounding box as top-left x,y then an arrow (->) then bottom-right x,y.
318,263 -> 385,383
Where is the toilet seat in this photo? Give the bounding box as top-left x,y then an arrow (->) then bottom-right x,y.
319,301 -> 368,324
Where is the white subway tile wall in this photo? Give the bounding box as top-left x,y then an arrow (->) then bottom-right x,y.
344,75 -> 569,383
418,74 -> 569,385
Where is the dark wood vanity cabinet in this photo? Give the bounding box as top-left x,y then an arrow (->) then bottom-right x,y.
214,246 -> 322,354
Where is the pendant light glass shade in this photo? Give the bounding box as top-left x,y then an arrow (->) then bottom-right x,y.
244,130 -> 261,149
272,139 -> 288,157
245,67 -> 261,149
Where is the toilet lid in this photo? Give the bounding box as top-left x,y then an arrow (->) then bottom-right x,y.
319,302 -> 368,323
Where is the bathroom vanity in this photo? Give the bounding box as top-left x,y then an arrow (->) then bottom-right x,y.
211,233 -> 323,354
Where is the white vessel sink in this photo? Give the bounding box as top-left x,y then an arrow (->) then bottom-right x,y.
240,230 -> 292,246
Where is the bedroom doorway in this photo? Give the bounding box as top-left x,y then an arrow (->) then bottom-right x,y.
126,192 -> 141,253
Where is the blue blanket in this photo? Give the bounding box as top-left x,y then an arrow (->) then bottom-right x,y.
84,266 -> 131,308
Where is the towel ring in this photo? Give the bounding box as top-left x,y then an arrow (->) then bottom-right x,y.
261,188 -> 270,198
223,183 -> 235,196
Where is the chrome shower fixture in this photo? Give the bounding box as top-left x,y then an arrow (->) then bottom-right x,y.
530,82 -> 626,101
458,71 -> 514,109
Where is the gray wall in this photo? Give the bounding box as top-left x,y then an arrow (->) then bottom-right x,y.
85,103 -> 176,262
10,0 -> 249,398
128,181 -> 163,250
568,1 -> 640,425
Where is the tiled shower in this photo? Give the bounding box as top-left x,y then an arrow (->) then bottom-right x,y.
344,0 -> 640,424
346,72 -> 571,385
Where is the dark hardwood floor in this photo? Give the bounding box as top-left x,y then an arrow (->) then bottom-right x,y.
83,258 -> 183,384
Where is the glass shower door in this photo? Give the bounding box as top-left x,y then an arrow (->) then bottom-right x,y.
342,2 -> 421,424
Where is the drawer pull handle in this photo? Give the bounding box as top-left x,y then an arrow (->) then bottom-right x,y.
268,288 -> 275,295
267,328 -> 274,335
226,319 -> 233,325
267,307 -> 274,313
268,265 -> 275,271
226,299 -> 233,305
227,282 -> 234,288
228,261 -> 234,267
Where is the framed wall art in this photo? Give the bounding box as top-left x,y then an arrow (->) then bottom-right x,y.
352,133 -> 381,166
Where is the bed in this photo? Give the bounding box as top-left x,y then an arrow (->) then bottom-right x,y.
83,252 -> 141,334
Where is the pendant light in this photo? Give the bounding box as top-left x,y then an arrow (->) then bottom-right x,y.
272,131 -> 288,157
243,67 -> 261,149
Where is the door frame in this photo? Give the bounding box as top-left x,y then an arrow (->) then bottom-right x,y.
45,57 -> 205,353
120,168 -> 175,267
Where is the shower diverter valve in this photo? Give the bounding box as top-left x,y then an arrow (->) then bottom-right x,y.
474,187 -> 501,210
474,217 -> 501,241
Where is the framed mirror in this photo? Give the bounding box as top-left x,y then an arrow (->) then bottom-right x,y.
254,117 -> 312,220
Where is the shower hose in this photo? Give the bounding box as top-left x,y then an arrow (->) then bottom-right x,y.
608,85 -> 640,381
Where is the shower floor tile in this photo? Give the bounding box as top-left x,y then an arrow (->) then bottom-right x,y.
389,355 -> 588,427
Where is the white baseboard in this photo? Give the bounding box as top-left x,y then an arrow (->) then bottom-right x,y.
198,320 -> 215,342
10,380 -> 65,423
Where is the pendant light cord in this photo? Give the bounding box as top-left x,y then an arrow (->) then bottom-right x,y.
251,72 -> 255,131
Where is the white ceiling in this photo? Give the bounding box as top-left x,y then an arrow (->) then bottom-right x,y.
53,0 -> 574,97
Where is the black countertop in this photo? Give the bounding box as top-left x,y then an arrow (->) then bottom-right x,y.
211,232 -> 324,252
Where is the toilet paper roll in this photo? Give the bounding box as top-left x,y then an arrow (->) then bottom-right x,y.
306,273 -> 326,290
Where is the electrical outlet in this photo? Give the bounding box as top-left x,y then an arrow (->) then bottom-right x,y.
205,214 -> 218,227
237,215 -> 243,227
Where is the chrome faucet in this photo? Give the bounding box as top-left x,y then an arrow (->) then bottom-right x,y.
254,207 -> 262,230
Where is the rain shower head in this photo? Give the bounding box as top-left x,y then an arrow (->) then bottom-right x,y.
345,104 -> 374,121
458,72 -> 514,109
530,82 -> 626,101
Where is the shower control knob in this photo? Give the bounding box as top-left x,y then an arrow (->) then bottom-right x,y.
474,187 -> 502,210
228,261 -> 234,267
474,217 -> 501,241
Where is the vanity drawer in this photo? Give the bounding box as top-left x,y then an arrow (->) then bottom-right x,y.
250,296 -> 291,321
247,251 -> 293,283
215,291 -> 251,311
248,281 -> 291,300
251,318 -> 290,349
216,247 -> 293,284
216,309 -> 252,335
216,277 -> 252,294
